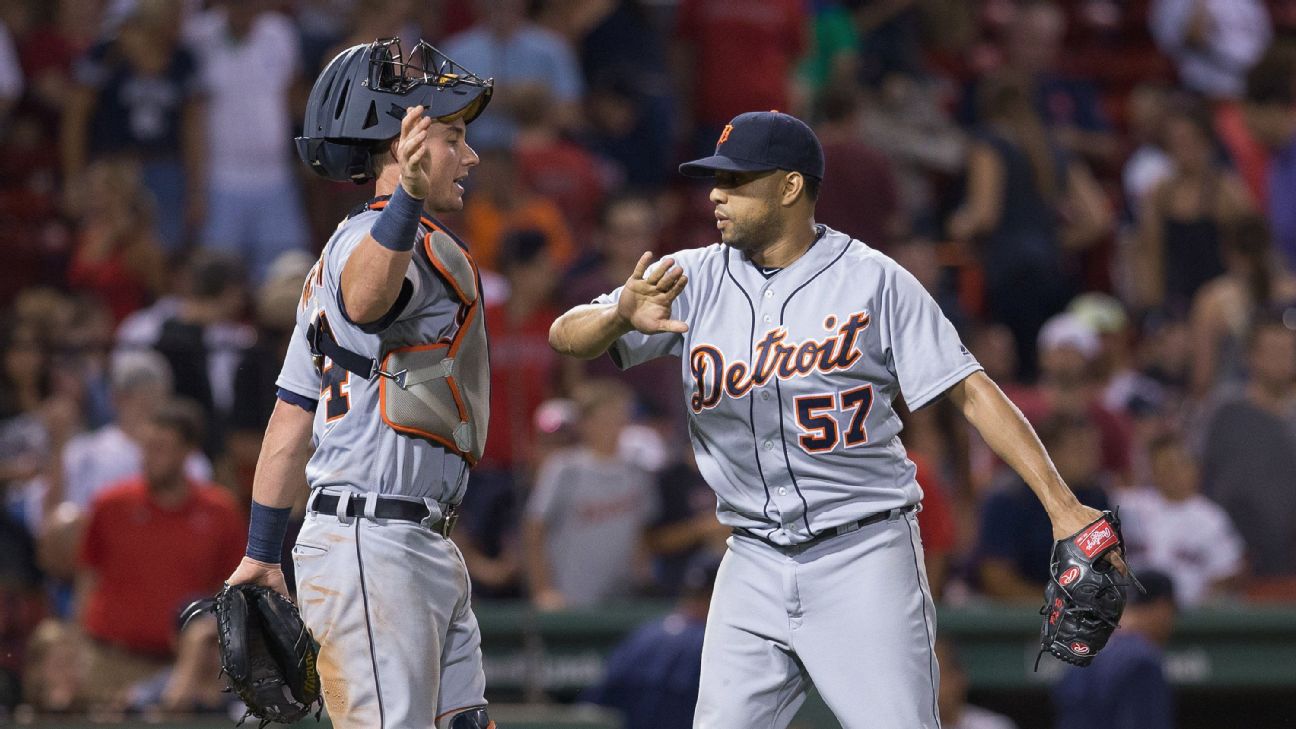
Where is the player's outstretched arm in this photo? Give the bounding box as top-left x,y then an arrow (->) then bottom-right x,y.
226,398 -> 315,596
947,371 -> 1119,550
549,252 -> 688,359
340,106 -> 432,324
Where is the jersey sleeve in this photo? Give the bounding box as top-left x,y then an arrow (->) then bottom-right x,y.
324,214 -> 432,334
525,453 -> 570,524
1202,502 -> 1246,580
880,260 -> 982,410
975,489 -> 1025,563
78,497 -> 109,571
275,317 -> 320,403
592,254 -> 694,369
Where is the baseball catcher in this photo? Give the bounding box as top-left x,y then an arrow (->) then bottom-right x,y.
1038,511 -> 1143,667
184,584 -> 322,726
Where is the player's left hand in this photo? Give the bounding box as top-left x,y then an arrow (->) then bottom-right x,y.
1050,503 -> 1128,575
226,556 -> 290,598
396,105 -> 433,199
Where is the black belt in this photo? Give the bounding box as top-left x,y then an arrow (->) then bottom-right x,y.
735,504 -> 917,550
310,492 -> 459,537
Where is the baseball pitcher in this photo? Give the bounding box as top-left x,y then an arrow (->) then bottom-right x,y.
549,111 -> 1132,729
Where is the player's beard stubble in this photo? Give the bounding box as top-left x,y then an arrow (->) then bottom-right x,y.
720,202 -> 782,256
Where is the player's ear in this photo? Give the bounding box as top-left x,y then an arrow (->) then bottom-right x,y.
781,172 -> 805,207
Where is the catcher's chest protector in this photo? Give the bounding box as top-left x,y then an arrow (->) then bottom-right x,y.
306,201 -> 491,466
379,225 -> 490,465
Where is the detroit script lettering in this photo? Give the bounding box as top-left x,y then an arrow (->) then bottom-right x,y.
689,312 -> 871,412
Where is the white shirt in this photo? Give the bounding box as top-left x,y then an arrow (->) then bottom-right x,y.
115,297 -> 256,416
62,424 -> 213,508
12,424 -> 213,534
0,21 -> 23,102
1150,0 -> 1271,99
946,705 -> 1019,729
185,9 -> 300,187
1122,145 -> 1173,218
1114,486 -> 1245,605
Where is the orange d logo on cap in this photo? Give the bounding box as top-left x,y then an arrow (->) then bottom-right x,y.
716,124 -> 733,148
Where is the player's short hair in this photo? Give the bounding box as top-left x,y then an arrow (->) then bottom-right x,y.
815,84 -> 858,125
369,140 -> 396,173
186,250 -> 246,300
110,350 -> 174,396
682,553 -> 722,598
1245,309 -> 1296,352
571,379 -> 632,418
1145,430 -> 1185,459
498,229 -> 550,272
151,398 -> 207,447
1037,413 -> 1095,451
802,174 -> 821,202
1246,48 -> 1296,106
599,190 -> 656,227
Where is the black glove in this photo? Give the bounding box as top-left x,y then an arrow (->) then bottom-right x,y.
202,584 -> 323,726
1038,511 -> 1138,667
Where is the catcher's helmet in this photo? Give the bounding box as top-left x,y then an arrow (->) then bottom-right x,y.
295,38 -> 493,184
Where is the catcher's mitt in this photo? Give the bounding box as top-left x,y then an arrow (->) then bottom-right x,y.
196,584 -> 323,727
1037,511 -> 1141,668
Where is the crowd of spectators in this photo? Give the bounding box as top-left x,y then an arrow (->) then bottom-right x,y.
2,0 -> 1296,722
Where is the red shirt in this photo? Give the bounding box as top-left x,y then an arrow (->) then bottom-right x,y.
78,478 -> 245,657
1011,390 -> 1133,481
481,301 -> 560,470
815,139 -> 900,249
676,0 -> 806,127
911,454 -> 956,555
517,140 -> 608,241
67,242 -> 151,324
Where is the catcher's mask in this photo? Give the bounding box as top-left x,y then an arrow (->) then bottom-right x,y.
295,37 -> 493,184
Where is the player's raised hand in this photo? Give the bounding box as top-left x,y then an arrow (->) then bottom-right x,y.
226,556 -> 290,598
397,105 -> 433,199
617,252 -> 689,335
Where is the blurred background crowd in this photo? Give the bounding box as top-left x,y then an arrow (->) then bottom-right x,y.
1,0 -> 1296,725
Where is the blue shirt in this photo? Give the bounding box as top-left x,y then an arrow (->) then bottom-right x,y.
442,24 -> 584,149
978,481 -> 1110,585
584,613 -> 706,729
1053,632 -> 1173,729
1269,137 -> 1296,271
75,40 -> 200,158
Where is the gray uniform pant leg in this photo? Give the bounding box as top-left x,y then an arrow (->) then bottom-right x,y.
292,511 -> 487,729
793,510 -> 940,729
695,511 -> 940,729
694,535 -> 811,729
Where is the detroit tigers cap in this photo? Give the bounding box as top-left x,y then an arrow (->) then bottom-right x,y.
680,111 -> 825,181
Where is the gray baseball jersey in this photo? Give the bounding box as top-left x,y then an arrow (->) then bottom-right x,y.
525,447 -> 660,606
596,225 -> 981,545
277,208 -> 471,503
276,203 -> 488,727
595,225 -> 979,729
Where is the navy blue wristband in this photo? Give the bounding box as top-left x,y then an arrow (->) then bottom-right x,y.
370,184 -> 423,252
246,500 -> 293,564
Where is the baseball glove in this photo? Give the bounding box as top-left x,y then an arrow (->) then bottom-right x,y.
1037,511 -> 1139,668
204,584 -> 323,727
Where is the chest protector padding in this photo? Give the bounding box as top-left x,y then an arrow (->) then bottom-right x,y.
379,227 -> 490,466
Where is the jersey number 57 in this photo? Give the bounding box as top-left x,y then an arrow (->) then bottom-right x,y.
794,385 -> 873,454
